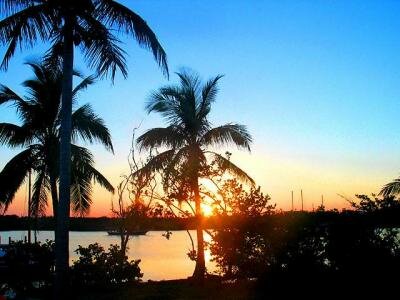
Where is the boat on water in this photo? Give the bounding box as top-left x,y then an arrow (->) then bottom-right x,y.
107,230 -> 148,236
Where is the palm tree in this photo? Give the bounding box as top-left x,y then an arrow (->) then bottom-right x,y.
0,61 -> 114,217
137,70 -> 254,280
0,1 -> 168,290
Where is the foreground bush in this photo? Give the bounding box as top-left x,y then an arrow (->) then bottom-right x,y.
0,240 -> 54,297
71,243 -> 142,287
209,194 -> 400,297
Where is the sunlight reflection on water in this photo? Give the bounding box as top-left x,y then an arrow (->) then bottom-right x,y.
0,230 -> 216,281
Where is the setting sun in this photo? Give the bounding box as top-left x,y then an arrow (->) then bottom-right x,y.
201,204 -> 214,216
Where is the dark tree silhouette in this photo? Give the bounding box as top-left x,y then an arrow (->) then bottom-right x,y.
0,61 -> 114,217
0,0 -> 168,293
136,70 -> 253,280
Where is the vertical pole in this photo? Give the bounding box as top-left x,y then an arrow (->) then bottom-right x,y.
301,189 -> 304,211
291,190 -> 294,211
322,195 -> 324,206
28,169 -> 32,244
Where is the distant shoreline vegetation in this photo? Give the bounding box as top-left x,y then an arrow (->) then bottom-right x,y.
1,210 -> 399,232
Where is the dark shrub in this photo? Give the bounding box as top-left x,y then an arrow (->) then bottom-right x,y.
1,240 -> 54,296
256,225 -> 400,298
70,243 -> 142,287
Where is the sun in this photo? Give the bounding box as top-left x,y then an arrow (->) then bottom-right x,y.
201,203 -> 214,216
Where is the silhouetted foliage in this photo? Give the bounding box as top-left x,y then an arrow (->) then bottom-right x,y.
136,70 -> 253,279
209,180 -> 275,278
1,241 -> 55,297
256,224 -> 400,298
0,1 -> 168,292
207,190 -> 400,297
348,194 -> 400,213
0,62 -> 114,217
70,243 -> 142,287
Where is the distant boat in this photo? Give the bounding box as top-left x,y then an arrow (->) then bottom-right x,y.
107,230 -> 147,236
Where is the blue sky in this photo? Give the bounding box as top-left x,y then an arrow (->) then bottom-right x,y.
1,0 -> 400,215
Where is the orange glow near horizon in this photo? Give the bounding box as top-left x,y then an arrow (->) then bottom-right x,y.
3,149 -> 390,218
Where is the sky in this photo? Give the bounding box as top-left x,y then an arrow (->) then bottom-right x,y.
1,0 -> 400,216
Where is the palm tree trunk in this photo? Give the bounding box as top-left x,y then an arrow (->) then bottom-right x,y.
50,175 -> 58,220
27,169 -> 31,244
55,16 -> 74,297
192,175 -> 206,280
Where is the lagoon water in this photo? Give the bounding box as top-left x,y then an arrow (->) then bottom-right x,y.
0,230 -> 216,281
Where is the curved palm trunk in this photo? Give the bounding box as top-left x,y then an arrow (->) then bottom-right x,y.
27,169 -> 31,244
192,175 -> 206,280
55,17 -> 74,297
50,175 -> 58,220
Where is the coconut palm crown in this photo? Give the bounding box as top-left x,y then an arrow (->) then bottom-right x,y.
136,70 -> 254,279
0,0 -> 168,77
0,61 -> 114,217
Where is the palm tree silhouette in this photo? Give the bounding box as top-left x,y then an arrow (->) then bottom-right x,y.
0,1 -> 168,291
137,70 -> 253,280
0,61 -> 114,218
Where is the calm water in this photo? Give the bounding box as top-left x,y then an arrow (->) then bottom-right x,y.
0,230 -> 216,281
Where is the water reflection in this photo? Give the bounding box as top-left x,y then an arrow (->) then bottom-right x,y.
204,231 -> 212,265
0,230 -> 216,281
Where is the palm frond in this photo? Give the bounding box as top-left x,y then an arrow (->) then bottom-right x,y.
146,79 -> 204,134
30,168 -> 49,217
77,15 -> 127,81
201,124 -> 252,151
71,104 -> 114,152
146,86 -> 183,122
0,84 -> 29,112
0,1 -> 34,16
197,75 -> 223,121
176,70 -> 201,95
70,176 -> 92,217
0,3 -> 52,70
70,144 -> 114,216
71,144 -> 94,165
0,147 -> 33,211
24,60 -> 48,82
209,152 -> 254,185
0,83 -> 21,101
95,0 -> 168,77
0,123 -> 32,147
134,149 -> 176,178
163,146 -> 191,183
136,126 -> 185,151
70,144 -> 94,216
85,164 -> 114,193
72,75 -> 96,99
379,178 -> 400,197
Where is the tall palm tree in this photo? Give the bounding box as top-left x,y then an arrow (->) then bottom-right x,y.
0,1 -> 168,291
0,61 -> 114,217
137,70 -> 254,280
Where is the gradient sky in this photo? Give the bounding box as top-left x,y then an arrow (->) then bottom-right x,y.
1,0 -> 400,216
